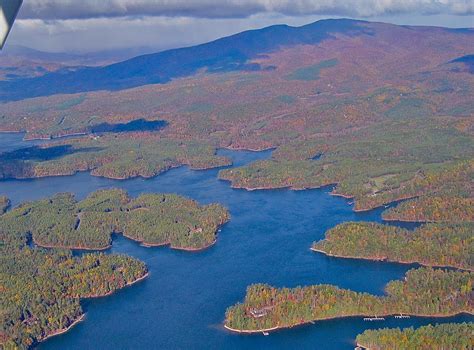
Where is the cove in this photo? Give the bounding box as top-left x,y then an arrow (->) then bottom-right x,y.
0,133 -> 472,350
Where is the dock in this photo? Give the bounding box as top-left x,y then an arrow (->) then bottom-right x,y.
363,316 -> 385,321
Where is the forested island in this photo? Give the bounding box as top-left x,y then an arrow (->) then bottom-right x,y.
0,189 -> 229,251
0,135 -> 231,180
356,322 -> 473,350
312,222 -> 473,271
0,188 -> 229,348
0,243 -> 147,348
224,268 -> 473,333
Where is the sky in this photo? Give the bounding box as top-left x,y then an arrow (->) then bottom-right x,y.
6,0 -> 474,53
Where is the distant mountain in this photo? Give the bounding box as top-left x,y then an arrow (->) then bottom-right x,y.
0,45 -> 161,82
0,19 -> 370,102
0,18 -> 472,103
1,44 -> 159,65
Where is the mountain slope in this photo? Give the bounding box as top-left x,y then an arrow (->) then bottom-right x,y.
0,19 -> 371,102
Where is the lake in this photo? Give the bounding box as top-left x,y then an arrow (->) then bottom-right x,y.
0,133 -> 472,350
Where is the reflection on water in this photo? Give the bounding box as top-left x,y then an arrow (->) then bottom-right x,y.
0,133 -> 471,350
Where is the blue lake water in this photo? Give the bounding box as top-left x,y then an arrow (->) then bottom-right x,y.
0,133 -> 472,349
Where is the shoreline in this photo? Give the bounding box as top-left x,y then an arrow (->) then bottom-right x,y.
123,232 -> 216,252
224,325 -> 280,334
171,239 -> 216,252
329,192 -> 354,199
40,314 -> 86,342
223,145 -> 276,152
40,271 -> 149,343
84,271 -> 150,299
139,238 -> 216,252
123,224 -> 224,252
224,311 -> 474,334
34,238 -> 111,251
0,129 -> 25,134
220,179 -> 325,192
34,219 -> 229,254
382,216 -> 440,223
310,247 -> 473,272
218,178 -> 421,214
311,247 -> 387,262
2,161 -> 226,182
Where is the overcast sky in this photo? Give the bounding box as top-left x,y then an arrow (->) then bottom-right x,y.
7,0 -> 474,53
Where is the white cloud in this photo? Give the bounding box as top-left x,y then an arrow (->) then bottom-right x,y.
5,1 -> 473,54
19,0 -> 474,20
9,14 -> 328,53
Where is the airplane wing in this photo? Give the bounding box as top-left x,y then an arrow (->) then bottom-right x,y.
0,0 -> 23,49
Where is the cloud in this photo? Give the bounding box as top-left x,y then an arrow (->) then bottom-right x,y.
7,1 -> 473,54
10,14 -> 328,53
19,0 -> 474,20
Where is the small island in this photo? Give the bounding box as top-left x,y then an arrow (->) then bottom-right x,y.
0,189 -> 230,251
312,222 -> 473,271
224,268 -> 473,333
356,322 -> 473,350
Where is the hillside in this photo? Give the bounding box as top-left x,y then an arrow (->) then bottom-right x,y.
1,18 -> 473,348
0,18 -> 472,213
0,19 -> 370,101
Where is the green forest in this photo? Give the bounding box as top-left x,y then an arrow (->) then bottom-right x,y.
0,19 -> 472,349
0,242 -> 147,348
225,268 -> 473,332
0,135 -> 231,180
356,322 -> 474,350
219,122 -> 473,213
0,189 -> 230,251
383,196 -> 474,223
0,188 -> 229,348
312,222 -> 473,270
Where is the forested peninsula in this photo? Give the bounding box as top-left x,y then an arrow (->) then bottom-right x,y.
224,268 -> 473,333
0,189 -> 230,251
0,136 -> 231,181
382,196 -> 474,223
0,243 -> 147,348
355,322 -> 474,350
312,222 -> 473,271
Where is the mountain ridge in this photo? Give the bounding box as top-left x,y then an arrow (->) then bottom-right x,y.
0,18 -> 472,103
0,18 -> 382,102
